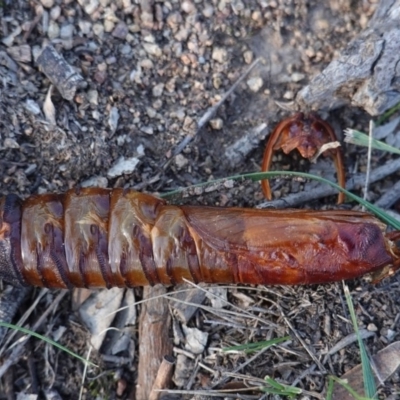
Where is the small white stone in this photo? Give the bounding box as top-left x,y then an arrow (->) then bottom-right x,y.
152,83 -> 164,97
60,24 -> 74,40
212,47 -> 228,63
104,19 -> 115,33
209,118 -> 223,130
252,10 -> 262,21
81,176 -> 108,188
291,72 -> 305,82
146,107 -> 156,118
247,76 -> 263,92
50,5 -> 61,20
183,326 -> 208,354
4,138 -> 20,149
87,90 -> 98,105
243,50 -> 253,64
108,107 -> 119,133
141,126 -> 154,135
206,287 -> 227,309
175,154 -> 188,169
202,4 -> 214,18
107,157 -> 140,178
93,23 -> 104,38
367,323 -> 378,332
283,90 -> 294,100
25,99 -> 41,115
181,0 -> 196,14
41,0 -> 54,8
387,329 -> 396,341
47,21 -> 60,39
140,58 -> 154,69
81,0 -> 99,15
79,20 -> 92,35
143,42 -> 162,57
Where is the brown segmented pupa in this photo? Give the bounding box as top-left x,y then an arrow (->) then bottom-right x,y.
0,187 -> 399,289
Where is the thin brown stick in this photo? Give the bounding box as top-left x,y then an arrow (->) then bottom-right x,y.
134,286 -> 173,400
149,355 -> 176,400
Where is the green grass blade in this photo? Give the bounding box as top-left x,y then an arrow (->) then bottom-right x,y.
262,376 -> 302,398
343,284 -> 376,398
344,129 -> 400,155
326,376 -> 334,400
375,102 -> 400,126
328,375 -> 374,400
0,321 -> 97,367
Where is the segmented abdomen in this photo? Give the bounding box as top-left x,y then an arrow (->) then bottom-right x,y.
0,188 -> 235,288
0,188 -> 395,288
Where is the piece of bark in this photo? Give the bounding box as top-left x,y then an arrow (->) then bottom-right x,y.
135,286 -> 173,400
224,123 -> 269,167
298,0 -> 400,116
170,284 -> 206,324
36,45 -> 85,101
149,355 -> 175,400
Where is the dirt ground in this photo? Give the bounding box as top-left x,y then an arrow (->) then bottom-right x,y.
1,0 -> 400,399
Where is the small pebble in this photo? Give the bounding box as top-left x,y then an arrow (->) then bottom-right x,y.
183,326 -> 208,354
146,107 -> 156,118
25,99 -> 41,115
140,59 -> 154,69
4,138 -> 20,149
79,20 -> 92,35
87,90 -> 99,105
166,12 -> 182,29
202,4 -> 214,17
50,6 -> 61,20
108,107 -> 119,133
152,83 -> 164,97
48,21 -> 60,39
247,77 -> 263,92
60,24 -> 74,40
112,22 -> 128,39
41,0 -> 54,8
143,43 -> 162,57
104,20 -> 115,33
283,90 -> 294,100
387,329 -> 396,341
291,72 -> 305,82
212,47 -> 228,63
107,157 -> 140,178
243,50 -> 253,64
120,44 -> 132,55
93,23 -> 105,38
367,323 -> 378,332
141,126 -> 154,135
181,0 -> 196,14
81,176 -> 108,188
81,0 -> 99,15
209,118 -> 223,130
251,10 -> 262,21
175,154 -> 188,169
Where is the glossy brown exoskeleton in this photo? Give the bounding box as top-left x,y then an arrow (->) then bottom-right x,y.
261,113 -> 346,203
0,188 -> 398,289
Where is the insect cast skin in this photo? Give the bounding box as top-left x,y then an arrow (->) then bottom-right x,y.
261,113 -> 346,204
0,187 -> 398,289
